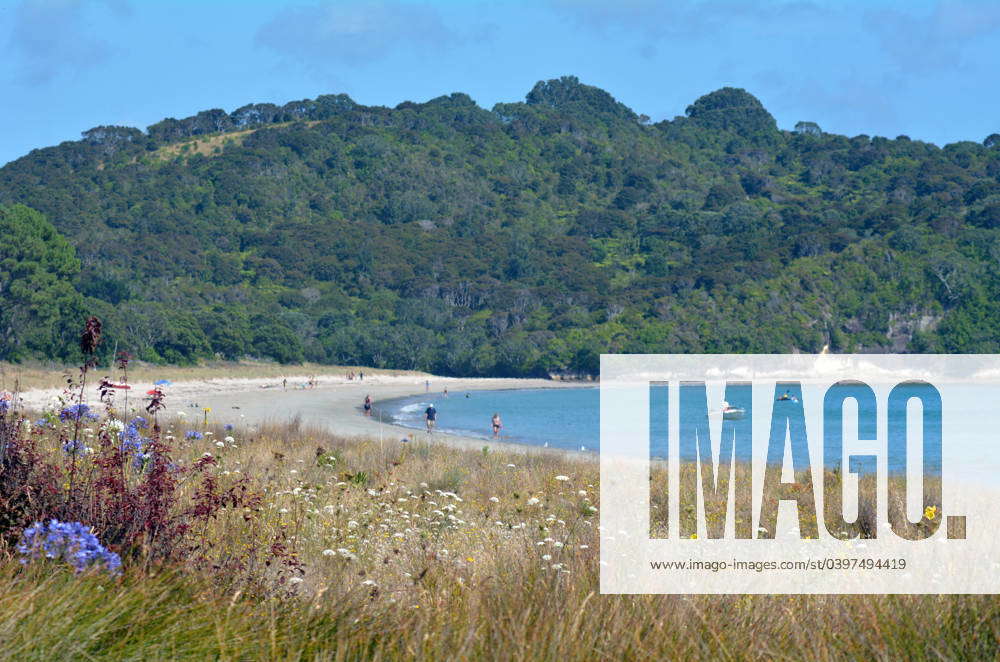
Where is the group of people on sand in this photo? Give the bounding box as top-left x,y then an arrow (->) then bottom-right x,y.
347,371 -> 364,381
275,376 -> 316,391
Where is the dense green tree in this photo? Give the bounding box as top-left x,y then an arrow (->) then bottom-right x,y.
2,78 -> 1000,373
0,205 -> 84,360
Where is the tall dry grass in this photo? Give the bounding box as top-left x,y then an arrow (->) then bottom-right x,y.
0,410 -> 996,660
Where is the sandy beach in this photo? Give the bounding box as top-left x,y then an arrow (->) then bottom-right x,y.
17,373 -> 592,456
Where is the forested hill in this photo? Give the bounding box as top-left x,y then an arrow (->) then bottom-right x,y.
3,76 -> 1000,375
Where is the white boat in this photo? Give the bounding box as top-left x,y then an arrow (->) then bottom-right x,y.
721,401 -> 745,420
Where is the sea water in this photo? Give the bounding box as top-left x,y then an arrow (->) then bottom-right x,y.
382,384 -> 995,481
383,388 -> 601,451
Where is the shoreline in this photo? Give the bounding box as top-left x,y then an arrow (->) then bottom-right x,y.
17,373 -> 595,460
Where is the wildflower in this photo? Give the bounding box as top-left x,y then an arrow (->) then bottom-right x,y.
489,496 -> 500,503
224,436 -> 235,443
106,419 -> 125,432
120,424 -> 144,453
17,520 -> 121,575
506,464 -> 516,468
129,416 -> 148,429
185,430 -> 203,440
62,439 -> 91,456
579,545 -> 589,549
132,452 -> 150,472
288,577 -> 304,585
554,475 -> 570,481
322,549 -> 336,557
361,579 -> 376,586
690,533 -> 698,539
215,441 -> 225,448
925,505 -> 938,520
59,403 -> 93,423
541,554 -> 552,561
526,497 -> 540,506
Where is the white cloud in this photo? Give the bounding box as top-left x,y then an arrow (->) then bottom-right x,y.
256,1 -> 461,72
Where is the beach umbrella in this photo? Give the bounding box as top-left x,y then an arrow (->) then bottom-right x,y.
154,379 -> 172,386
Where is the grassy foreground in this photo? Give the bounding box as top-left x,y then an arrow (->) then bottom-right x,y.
1,413 -> 998,660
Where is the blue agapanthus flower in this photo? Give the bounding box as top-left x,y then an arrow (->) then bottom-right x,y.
120,424 -> 145,453
132,451 -> 151,472
17,520 -> 121,575
185,430 -> 204,440
59,404 -> 99,422
129,416 -> 149,429
62,439 -> 90,456
223,423 -> 234,431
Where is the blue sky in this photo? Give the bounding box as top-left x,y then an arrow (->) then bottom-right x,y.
2,0 -> 999,165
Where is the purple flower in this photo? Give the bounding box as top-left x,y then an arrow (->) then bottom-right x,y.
120,424 -> 145,453
132,451 -> 151,472
17,520 -> 121,575
185,430 -> 204,440
60,404 -> 94,423
62,439 -> 89,456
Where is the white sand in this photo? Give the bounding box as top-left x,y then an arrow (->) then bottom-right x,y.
18,373 -> 592,457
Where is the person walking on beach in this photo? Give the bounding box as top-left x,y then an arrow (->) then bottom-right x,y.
425,403 -> 437,433
443,387 -> 448,397
491,412 -> 502,439
282,378 -> 287,391
363,394 -> 373,417
425,380 -> 430,393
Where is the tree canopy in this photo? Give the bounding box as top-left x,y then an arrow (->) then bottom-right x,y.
0,204 -> 84,360
1,77 -> 1000,373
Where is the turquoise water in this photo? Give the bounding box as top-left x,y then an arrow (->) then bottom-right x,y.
378,384 -> 995,477
381,387 -> 602,452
